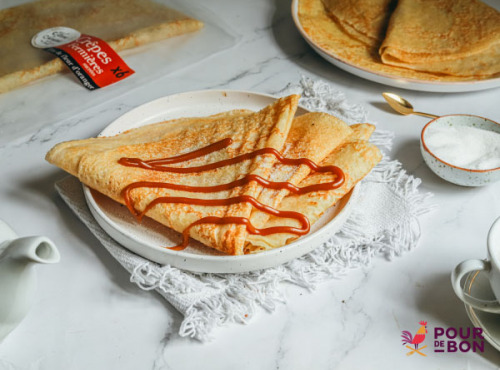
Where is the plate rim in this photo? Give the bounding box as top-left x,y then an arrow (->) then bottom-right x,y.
291,0 -> 500,92
82,89 -> 359,272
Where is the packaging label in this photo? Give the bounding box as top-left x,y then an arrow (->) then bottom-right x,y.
32,27 -> 134,90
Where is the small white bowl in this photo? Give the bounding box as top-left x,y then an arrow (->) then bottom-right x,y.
420,114 -> 500,186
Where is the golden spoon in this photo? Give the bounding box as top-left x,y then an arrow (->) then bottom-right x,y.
382,92 -> 438,119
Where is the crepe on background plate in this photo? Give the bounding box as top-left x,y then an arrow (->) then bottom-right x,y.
0,0 -> 203,93
322,0 -> 395,49
298,0 -> 500,82
380,0 -> 500,78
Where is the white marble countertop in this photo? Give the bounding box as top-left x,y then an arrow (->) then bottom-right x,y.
1,0 -> 500,369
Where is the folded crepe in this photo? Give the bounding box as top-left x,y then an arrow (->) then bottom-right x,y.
246,123 -> 381,251
249,112 -> 352,229
0,0 -> 203,93
298,0 -> 435,81
322,0 -> 395,48
46,109 -> 253,176
47,94 -> 383,255
299,0 -> 500,82
47,95 -> 299,255
379,0 -> 500,78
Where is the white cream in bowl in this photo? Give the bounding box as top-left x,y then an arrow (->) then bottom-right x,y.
420,115 -> 500,186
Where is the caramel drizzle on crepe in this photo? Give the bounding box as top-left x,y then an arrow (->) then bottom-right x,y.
45,95 -> 382,255
119,138 -> 345,250
245,125 -> 382,252
46,95 -> 302,255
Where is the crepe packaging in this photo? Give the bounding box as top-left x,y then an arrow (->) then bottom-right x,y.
0,0 -> 203,93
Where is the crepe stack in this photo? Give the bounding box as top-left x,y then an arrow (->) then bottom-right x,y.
322,0 -> 396,49
299,0 -> 500,81
0,0 -> 203,93
46,95 -> 382,255
380,0 -> 500,78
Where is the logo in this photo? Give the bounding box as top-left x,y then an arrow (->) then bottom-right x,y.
433,327 -> 485,353
401,320 -> 485,356
401,320 -> 428,356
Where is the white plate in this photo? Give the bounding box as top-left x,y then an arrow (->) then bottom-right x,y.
464,270 -> 500,351
291,0 -> 500,93
83,90 -> 358,273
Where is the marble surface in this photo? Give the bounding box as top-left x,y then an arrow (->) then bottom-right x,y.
1,0 -> 500,369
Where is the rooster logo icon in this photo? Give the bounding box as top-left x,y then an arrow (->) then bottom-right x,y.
401,321 -> 428,357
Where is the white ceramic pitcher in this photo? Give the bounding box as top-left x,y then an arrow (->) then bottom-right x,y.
0,219 -> 60,342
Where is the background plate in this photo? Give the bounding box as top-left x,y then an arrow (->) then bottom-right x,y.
84,90 -> 358,273
291,0 -> 500,93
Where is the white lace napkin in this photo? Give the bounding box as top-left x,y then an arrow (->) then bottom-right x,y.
55,78 -> 433,341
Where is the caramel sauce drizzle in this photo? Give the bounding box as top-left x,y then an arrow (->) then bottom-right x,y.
118,138 -> 344,251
